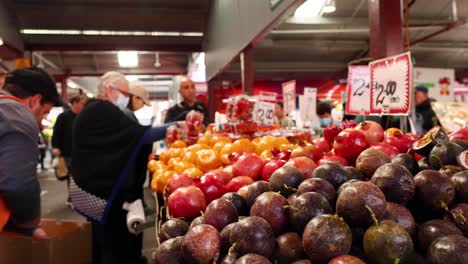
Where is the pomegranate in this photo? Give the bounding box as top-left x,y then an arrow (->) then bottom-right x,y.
333,129 -> 368,163
355,121 -> 384,145
314,137 -> 331,152
317,152 -> 349,166
285,157 -> 317,179
168,186 -> 206,220
232,153 -> 264,180
166,173 -> 194,194
225,176 -> 254,193
193,174 -> 226,203
384,132 -> 415,153
449,128 -> 468,140
370,143 -> 400,159
261,159 -> 286,181
341,119 -> 358,129
323,124 -> 341,144
290,143 -> 323,162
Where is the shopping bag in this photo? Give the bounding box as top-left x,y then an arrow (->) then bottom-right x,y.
53,157 -> 69,181
0,196 -> 11,232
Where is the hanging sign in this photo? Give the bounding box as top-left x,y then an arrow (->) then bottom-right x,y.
300,88 -> 317,121
346,66 -> 370,115
282,80 -> 296,114
369,51 -> 412,115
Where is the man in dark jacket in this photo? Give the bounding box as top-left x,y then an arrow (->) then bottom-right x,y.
0,67 -> 62,238
164,77 -> 210,126
52,94 -> 87,204
414,85 -> 440,134
71,71 -> 182,264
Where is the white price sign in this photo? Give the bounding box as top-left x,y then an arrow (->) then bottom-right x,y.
254,101 -> 275,125
300,88 -> 317,121
369,52 -> 412,115
282,80 -> 296,113
346,66 -> 370,115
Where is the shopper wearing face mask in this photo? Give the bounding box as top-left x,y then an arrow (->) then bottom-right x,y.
70,71 -> 184,264
317,101 -> 333,127
274,102 -> 295,128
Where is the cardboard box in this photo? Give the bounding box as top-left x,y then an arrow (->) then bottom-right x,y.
0,219 -> 91,264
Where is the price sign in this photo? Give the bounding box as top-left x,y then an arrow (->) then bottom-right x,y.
369,52 -> 412,115
254,101 -> 275,125
300,88 -> 317,121
346,66 -> 370,115
282,80 -> 296,114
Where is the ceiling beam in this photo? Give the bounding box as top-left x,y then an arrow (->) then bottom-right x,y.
0,0 -> 24,59
27,43 -> 202,52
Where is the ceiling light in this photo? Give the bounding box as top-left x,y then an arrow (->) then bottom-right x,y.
294,0 -> 327,17
118,51 -> 138,68
126,75 -> 139,81
67,80 -> 80,89
0,37 -> 4,46
322,0 -> 336,13
20,29 -> 203,37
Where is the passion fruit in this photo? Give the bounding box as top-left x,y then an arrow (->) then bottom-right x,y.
243,181 -> 270,207
413,170 -> 455,212
297,177 -> 336,205
222,192 -> 249,216
451,171 -> 468,203
392,153 -> 420,175
289,192 -> 332,233
451,139 -> 468,149
371,163 -> 415,204
182,224 -> 221,264
344,166 -> 366,180
204,198 -> 238,231
312,162 -> 351,189
328,255 -> 366,264
416,219 -> 462,252
384,202 -> 416,236
440,165 -> 464,177
336,181 -> 387,227
446,203 -> 468,237
229,216 -> 275,258
363,220 -> 414,264
429,142 -> 464,169
234,254 -> 272,264
269,166 -> 304,197
275,232 -> 305,264
412,126 -> 448,156
154,236 -> 184,264
302,214 -> 352,262
418,157 -> 431,170
158,218 -> 189,243
426,235 -> 468,264
356,148 -> 391,179
250,192 -> 288,234
457,150 -> 468,169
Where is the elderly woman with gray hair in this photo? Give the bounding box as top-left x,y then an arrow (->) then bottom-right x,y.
70,71 -> 183,264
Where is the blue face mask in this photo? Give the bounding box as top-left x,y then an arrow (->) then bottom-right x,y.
320,118 -> 332,127
115,93 -> 130,111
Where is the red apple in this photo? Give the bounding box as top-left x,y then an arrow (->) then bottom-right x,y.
285,157 -> 317,179
383,132 -> 415,153
370,142 -> 400,159
333,129 -> 368,163
355,120 -> 384,145
261,159 -> 286,181
226,176 -> 254,193
166,173 -> 194,194
168,186 -> 206,220
232,153 -> 264,180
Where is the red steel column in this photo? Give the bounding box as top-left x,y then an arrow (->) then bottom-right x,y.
241,45 -> 255,95
60,77 -> 68,103
368,0 -> 404,58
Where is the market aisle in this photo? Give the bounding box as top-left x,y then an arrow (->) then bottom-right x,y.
38,161 -> 157,261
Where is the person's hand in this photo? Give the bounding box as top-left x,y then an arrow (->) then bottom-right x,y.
32,227 -> 49,240
52,148 -> 61,157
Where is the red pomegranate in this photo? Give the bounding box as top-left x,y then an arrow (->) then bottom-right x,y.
383,132 -> 415,153
341,119 -> 358,129
323,124 -> 341,144
355,121 -> 384,145
449,128 -> 468,140
333,129 -> 368,163
370,143 -> 400,159
317,152 -> 349,166
290,143 -> 323,163
314,137 -> 331,152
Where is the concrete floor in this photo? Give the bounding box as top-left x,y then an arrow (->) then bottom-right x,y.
38,157 -> 157,262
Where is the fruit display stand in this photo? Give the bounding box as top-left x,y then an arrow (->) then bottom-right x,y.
431,102 -> 468,133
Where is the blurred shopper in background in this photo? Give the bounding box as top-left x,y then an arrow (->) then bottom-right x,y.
414,85 -> 440,134
164,77 -> 210,126
274,102 -> 295,128
0,66 -> 62,239
71,71 -> 182,264
316,101 -> 333,127
52,94 -> 87,205
124,84 -> 151,123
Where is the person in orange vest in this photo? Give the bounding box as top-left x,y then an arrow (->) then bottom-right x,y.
0,67 -> 62,238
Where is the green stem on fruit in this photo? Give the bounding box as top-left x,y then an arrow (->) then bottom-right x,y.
365,204 -> 379,226
394,258 -> 400,264
228,243 -> 238,255
440,201 -> 449,212
282,205 -> 290,209
283,184 -> 297,192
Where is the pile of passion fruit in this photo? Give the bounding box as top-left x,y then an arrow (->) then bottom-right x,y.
154,126 -> 468,264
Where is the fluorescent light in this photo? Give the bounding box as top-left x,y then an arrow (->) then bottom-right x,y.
0,37 -> 3,46
118,51 -> 139,68
126,75 -> 139,81
86,92 -> 94,98
67,80 -> 80,89
322,0 -> 336,13
20,29 -> 203,37
294,0 -> 327,17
